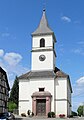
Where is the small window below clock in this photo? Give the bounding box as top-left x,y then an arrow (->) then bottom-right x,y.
40,38 -> 45,47
39,88 -> 45,92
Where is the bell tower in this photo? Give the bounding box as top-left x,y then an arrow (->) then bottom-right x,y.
31,10 -> 56,71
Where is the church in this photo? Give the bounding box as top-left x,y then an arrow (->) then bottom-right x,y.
18,9 -> 72,117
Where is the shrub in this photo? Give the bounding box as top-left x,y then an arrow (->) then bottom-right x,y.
59,114 -> 65,118
48,112 -> 55,118
72,111 -> 77,116
32,112 -> 34,116
27,110 -> 31,115
8,101 -> 17,113
77,105 -> 83,116
51,112 -> 55,118
21,113 -> 26,117
48,112 -> 52,118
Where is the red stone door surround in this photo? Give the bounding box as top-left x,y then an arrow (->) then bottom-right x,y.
32,91 -> 52,116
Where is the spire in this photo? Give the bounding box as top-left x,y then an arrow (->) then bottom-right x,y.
32,10 -> 54,36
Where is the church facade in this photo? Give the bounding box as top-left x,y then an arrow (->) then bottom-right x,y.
18,10 -> 72,117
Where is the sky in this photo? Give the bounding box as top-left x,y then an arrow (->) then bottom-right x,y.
0,0 -> 84,112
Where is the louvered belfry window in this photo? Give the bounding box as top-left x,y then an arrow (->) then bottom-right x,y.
40,38 -> 45,47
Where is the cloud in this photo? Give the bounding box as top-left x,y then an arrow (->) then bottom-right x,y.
72,77 -> 84,111
79,102 -> 84,106
4,52 -> 22,66
72,76 -> 84,98
1,32 -> 10,37
0,49 -> 29,88
6,65 -> 29,88
57,43 -> 65,56
74,21 -> 81,24
73,48 -> 82,54
72,48 -> 84,56
61,16 -> 71,23
0,49 -> 4,57
77,41 -> 84,46
72,41 -> 84,56
0,30 -> 16,40
76,76 -> 84,86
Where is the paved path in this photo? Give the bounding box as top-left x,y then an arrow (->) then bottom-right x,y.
15,115 -> 84,120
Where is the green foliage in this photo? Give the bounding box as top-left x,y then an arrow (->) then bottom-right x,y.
32,112 -> 34,116
48,112 -> 51,118
48,112 -> 55,118
68,111 -> 77,118
51,112 -> 55,117
8,101 -> 17,112
77,106 -> 83,116
72,111 -> 77,116
27,110 -> 31,115
9,76 -> 19,107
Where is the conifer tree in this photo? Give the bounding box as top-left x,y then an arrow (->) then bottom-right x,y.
9,76 -> 19,107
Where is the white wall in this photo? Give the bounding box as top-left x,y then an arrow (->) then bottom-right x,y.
19,80 -> 30,100
19,78 -> 55,115
55,78 -> 67,117
56,101 -> 67,117
30,78 -> 54,111
32,35 -> 54,48
56,78 -> 67,99
31,34 -> 56,71
32,51 -> 54,70
19,76 -> 72,117
19,101 -> 30,115
67,80 -> 72,116
19,79 -> 30,115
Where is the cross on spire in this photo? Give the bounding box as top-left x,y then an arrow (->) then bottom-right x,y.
43,0 -> 46,11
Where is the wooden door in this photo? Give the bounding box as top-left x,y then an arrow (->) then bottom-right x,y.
37,99 -> 46,115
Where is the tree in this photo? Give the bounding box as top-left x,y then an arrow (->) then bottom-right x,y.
9,76 -> 19,107
77,105 -> 83,116
8,101 -> 17,112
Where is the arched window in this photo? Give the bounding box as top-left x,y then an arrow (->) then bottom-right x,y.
40,38 -> 45,47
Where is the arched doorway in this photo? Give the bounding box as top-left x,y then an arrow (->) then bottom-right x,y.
32,91 -> 52,116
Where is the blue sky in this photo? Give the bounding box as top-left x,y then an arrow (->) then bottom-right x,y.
0,0 -> 84,112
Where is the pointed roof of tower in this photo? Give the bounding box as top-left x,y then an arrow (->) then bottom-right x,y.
32,9 -> 54,36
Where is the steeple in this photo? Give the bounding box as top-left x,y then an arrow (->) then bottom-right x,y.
32,9 -> 54,36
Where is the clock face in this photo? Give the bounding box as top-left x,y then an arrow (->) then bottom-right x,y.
39,55 -> 46,61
